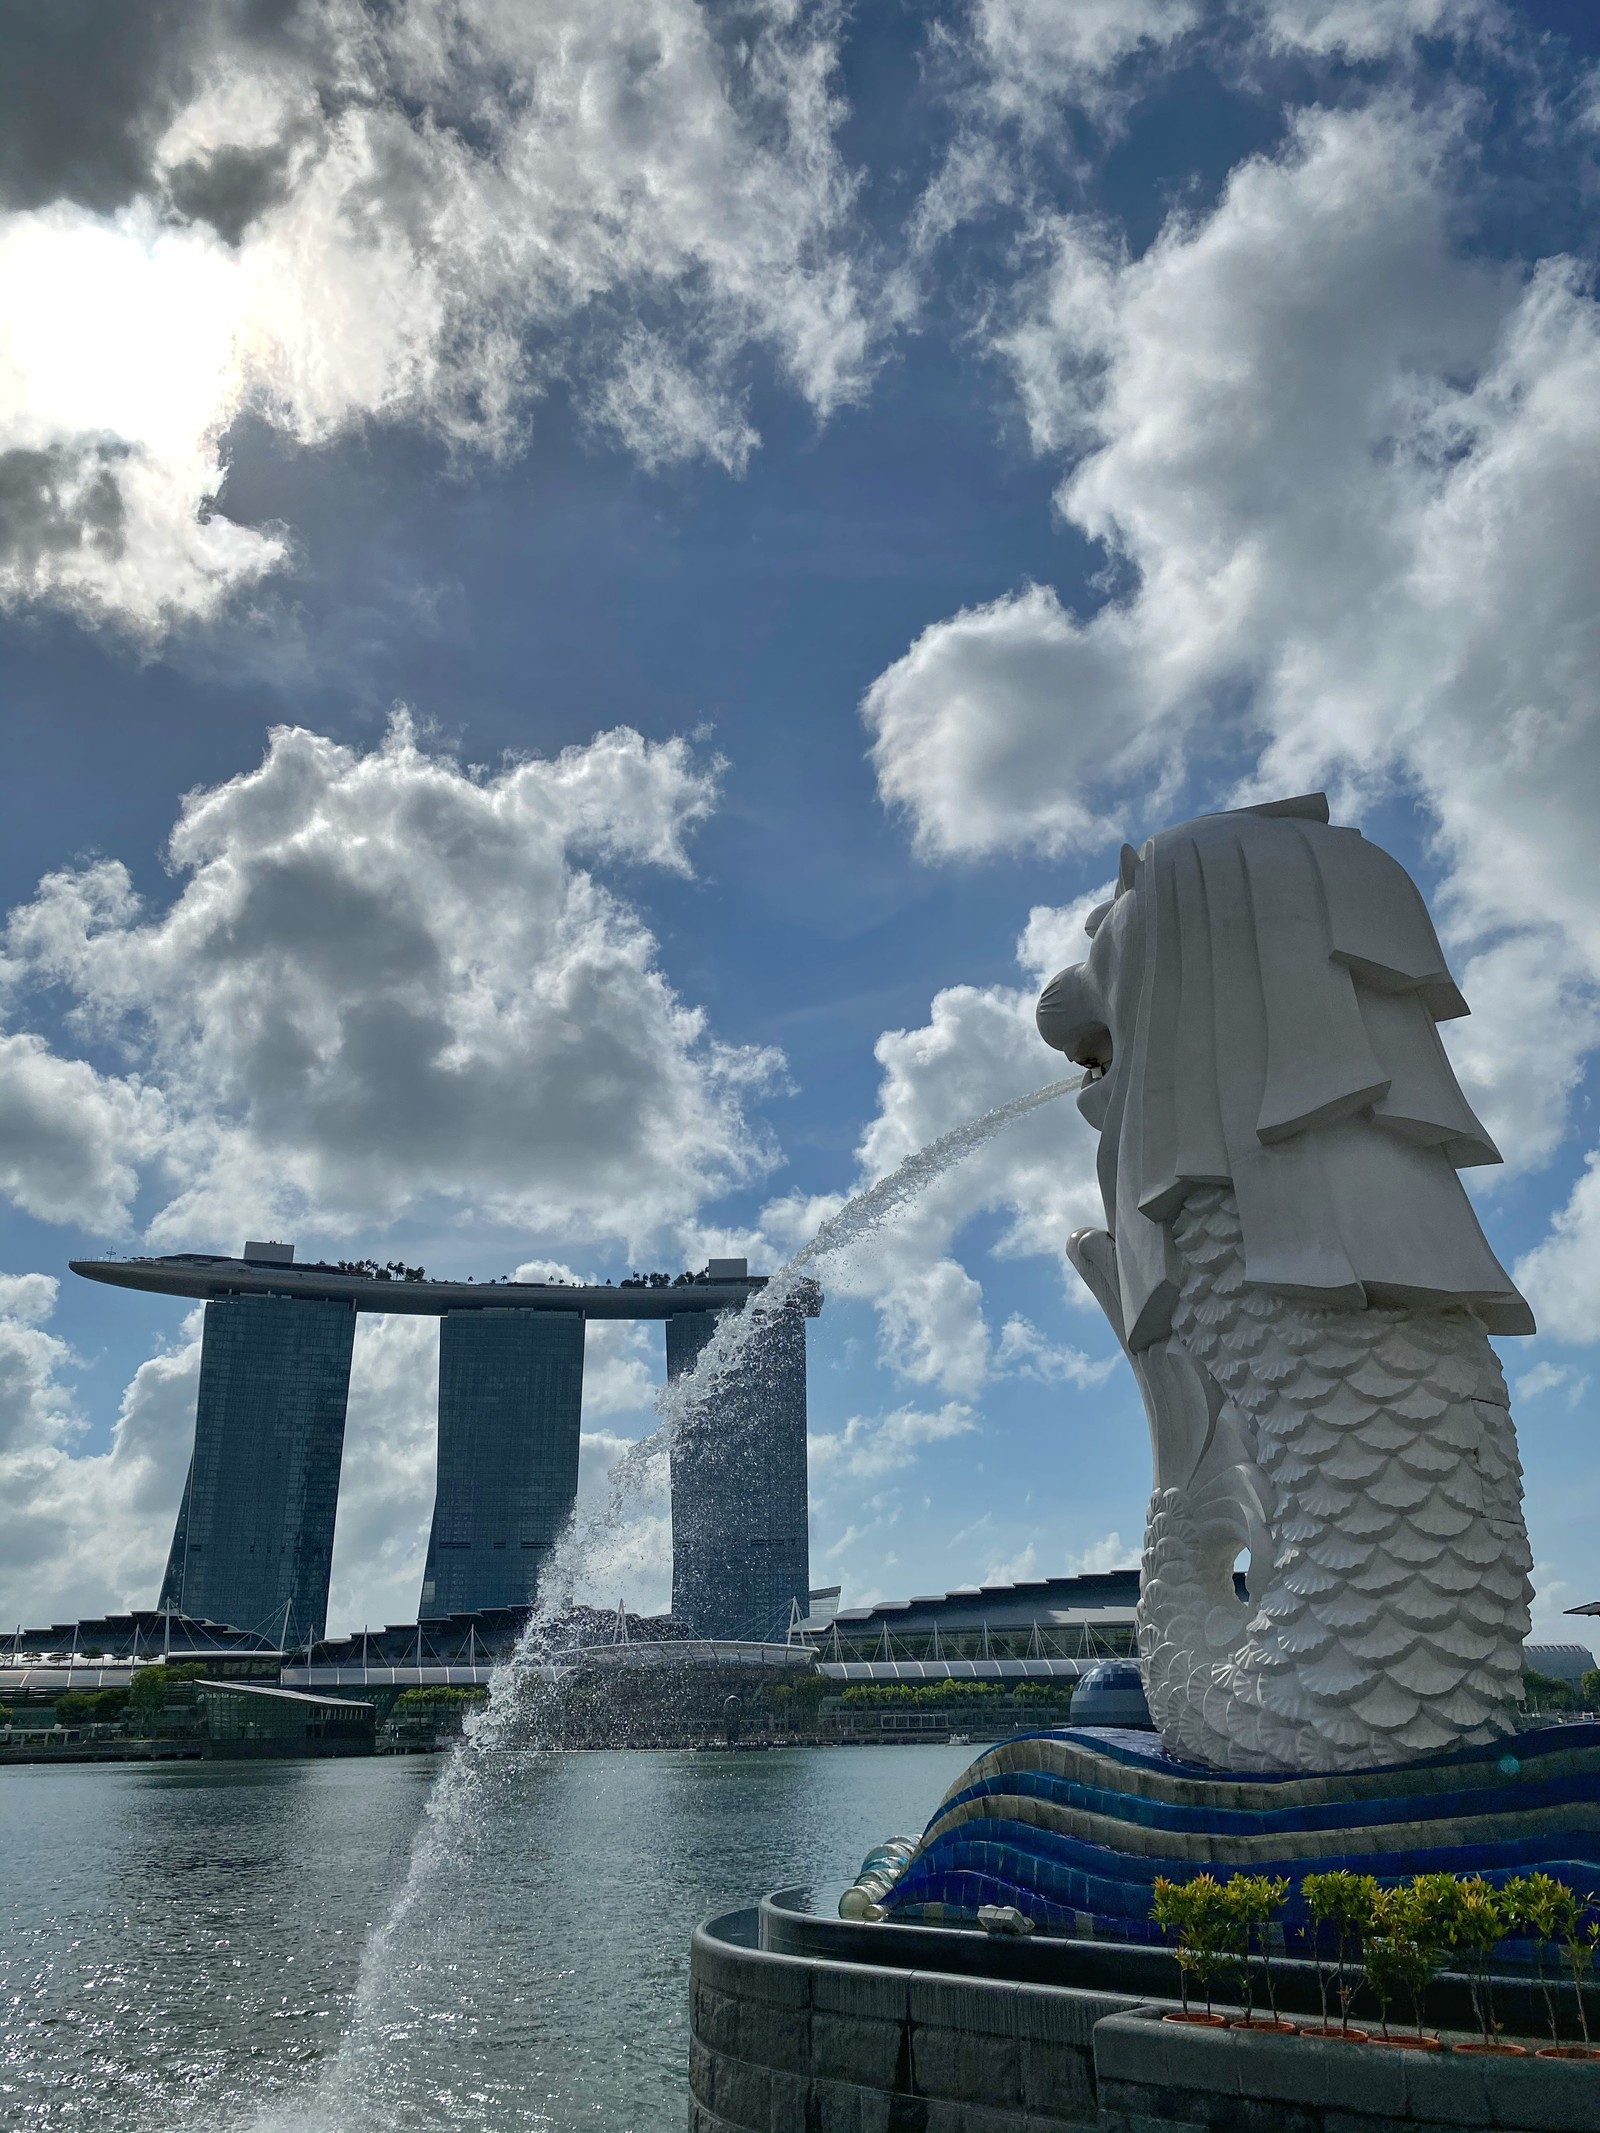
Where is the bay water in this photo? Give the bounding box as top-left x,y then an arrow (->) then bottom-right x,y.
3,1084 -> 1079,2132
1,1742 -> 980,2133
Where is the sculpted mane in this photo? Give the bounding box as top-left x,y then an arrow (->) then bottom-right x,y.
1038,793 -> 1531,1352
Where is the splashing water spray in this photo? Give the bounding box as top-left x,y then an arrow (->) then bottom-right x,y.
270,1076 -> 1079,2131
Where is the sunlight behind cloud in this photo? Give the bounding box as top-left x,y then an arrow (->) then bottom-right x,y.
2,205 -> 244,455
0,0 -> 878,635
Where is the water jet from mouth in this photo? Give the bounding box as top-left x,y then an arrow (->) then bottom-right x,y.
275,1074 -> 1079,2130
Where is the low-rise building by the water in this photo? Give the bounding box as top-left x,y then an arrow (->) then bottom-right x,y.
798,1569 -> 1140,1675
196,1680 -> 375,1757
6,1579 -> 1592,1755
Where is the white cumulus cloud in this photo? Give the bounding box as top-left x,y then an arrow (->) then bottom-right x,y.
0,1032 -> 164,1232
868,94 -> 1600,1194
0,1284 -> 201,1627
754,901 -> 1106,1398
2,715 -> 780,1251
809,1400 -> 977,1482
1260,0 -> 1488,56
996,1314 -> 1117,1387
1518,1156 -> 1600,1348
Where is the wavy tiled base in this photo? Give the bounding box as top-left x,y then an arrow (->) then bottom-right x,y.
883,1723 -> 1600,1945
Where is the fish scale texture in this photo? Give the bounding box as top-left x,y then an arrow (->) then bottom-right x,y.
1139,1187 -> 1532,1774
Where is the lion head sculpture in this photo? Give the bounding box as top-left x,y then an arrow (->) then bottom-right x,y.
1037,793 -> 1532,1353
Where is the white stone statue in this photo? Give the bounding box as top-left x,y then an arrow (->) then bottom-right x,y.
1038,794 -> 1534,1774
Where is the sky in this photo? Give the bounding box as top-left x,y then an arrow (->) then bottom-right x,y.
3,0 -> 1599,1643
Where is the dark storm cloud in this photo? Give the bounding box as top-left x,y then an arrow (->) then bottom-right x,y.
0,0 -> 195,214
0,0 -> 305,224
0,444 -> 126,573
163,143 -> 297,247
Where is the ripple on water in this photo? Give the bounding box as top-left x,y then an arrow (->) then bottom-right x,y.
6,1084 -> 1066,2133
2,1743 -> 983,2132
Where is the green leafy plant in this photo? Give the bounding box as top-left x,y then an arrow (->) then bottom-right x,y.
1301,1871 -> 1378,2035
54,1687 -> 129,1726
1152,1873 -> 1236,2019
1151,1877 -> 1196,2018
127,1668 -> 167,1719
1360,1892 -> 1407,2043
392,1686 -> 487,1711
1223,1874 -> 1289,2025
1154,1865 -> 1600,2053
1547,1882 -> 1599,2050
1451,1876 -> 1509,2048
838,1682 -> 1008,1709
1367,1883 -> 1452,2043
1501,1872 -> 1567,2048
125,1663 -> 205,1725
1522,1668 -> 1576,1715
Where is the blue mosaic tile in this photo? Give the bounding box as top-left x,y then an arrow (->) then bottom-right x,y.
882,1723 -> 1600,1941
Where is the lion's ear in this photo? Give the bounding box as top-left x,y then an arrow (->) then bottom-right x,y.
1118,843 -> 1139,893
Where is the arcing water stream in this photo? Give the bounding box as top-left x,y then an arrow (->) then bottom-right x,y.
554,1069 -> 1084,1588
266,1075 -> 1079,2131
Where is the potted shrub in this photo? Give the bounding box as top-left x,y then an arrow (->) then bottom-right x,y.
1546,1880 -> 1600,2060
1223,1874 -> 1293,2031
1451,1877 -> 1526,2055
1363,1883 -> 1447,2050
1300,1871 -> 1378,2040
1501,1872 -> 1568,2054
1152,1874 -> 1235,2025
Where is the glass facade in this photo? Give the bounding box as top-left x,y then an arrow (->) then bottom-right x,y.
668,1305 -> 810,1641
195,1681 -> 375,1754
160,1294 -> 356,1645
419,1309 -> 584,1616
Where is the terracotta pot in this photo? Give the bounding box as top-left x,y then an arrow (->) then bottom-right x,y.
1227,2018 -> 1299,2033
1162,2011 -> 1231,2026
1296,2024 -> 1370,2043
1535,2045 -> 1600,2061
1365,2034 -> 1444,2052
1454,2040 -> 1529,2056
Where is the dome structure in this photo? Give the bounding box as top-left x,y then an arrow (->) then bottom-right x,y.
1068,1660 -> 1152,1729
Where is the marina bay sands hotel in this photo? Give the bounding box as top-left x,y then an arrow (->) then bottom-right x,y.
71,1245 -> 821,1649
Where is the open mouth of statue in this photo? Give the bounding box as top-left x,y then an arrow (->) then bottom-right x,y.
1071,1026 -> 1113,1084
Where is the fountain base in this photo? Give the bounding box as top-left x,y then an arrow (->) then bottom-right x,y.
690,1890 -> 1599,2131
687,1726 -> 1600,2130
870,1723 -> 1600,1943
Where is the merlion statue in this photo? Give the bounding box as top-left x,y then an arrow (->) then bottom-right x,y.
1038,794 -> 1534,1774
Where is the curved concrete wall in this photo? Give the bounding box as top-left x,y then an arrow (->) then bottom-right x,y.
690,1909 -> 1134,2130
688,1907 -> 1600,2133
